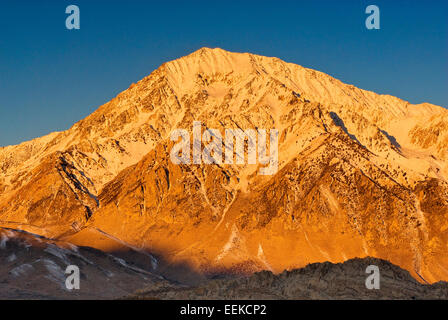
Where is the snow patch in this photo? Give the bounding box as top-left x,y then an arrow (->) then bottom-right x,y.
257,244 -> 273,271
43,259 -> 67,289
10,264 -> 34,277
7,253 -> 17,262
44,244 -> 71,265
0,235 -> 8,249
216,224 -> 240,261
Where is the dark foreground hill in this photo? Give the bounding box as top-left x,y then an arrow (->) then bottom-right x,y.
130,257 -> 448,300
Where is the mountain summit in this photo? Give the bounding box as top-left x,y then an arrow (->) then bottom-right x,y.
0,48 -> 447,284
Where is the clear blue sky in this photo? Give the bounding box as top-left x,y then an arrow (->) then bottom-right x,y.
0,0 -> 447,147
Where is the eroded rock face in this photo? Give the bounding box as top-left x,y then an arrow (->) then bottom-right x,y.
85,130 -> 448,284
1,48 -> 447,285
0,153 -> 98,237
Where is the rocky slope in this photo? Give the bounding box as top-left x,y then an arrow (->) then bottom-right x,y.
130,257 -> 448,300
0,227 -> 167,299
0,48 -> 447,290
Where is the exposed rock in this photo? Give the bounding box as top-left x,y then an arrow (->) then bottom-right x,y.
130,257 -> 448,300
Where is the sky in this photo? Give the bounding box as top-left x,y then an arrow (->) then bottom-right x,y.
0,0 -> 447,147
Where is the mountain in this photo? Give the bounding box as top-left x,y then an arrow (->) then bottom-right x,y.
0,48 -> 447,290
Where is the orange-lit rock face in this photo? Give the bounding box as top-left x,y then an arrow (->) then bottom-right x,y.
1,48 -> 447,283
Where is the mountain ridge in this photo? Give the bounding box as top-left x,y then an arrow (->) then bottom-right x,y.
0,48 -> 447,286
